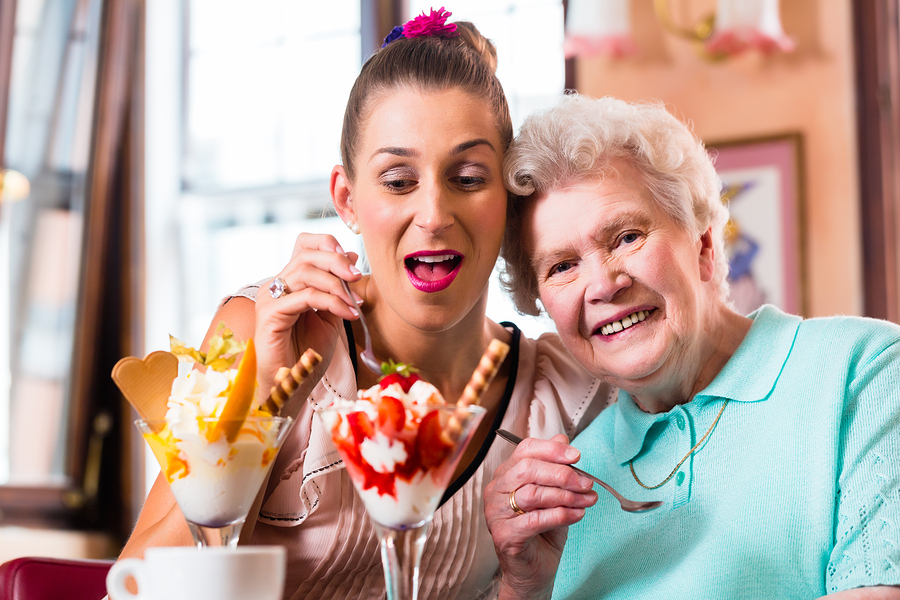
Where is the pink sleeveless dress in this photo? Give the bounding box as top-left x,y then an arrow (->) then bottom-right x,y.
235,284 -> 615,599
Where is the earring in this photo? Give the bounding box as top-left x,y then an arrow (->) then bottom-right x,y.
345,221 -> 360,234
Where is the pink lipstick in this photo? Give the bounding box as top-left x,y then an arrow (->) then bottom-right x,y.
404,250 -> 463,293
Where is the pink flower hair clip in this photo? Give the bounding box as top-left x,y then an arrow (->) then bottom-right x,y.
382,6 -> 459,48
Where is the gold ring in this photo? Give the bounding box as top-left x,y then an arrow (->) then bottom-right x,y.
508,488 -> 526,516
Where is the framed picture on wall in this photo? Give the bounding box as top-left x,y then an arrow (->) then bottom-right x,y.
706,133 -> 805,317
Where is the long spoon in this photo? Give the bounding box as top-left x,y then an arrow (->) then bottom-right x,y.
340,278 -> 381,374
496,429 -> 663,513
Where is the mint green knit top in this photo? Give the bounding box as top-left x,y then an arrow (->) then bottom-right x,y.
552,305 -> 900,599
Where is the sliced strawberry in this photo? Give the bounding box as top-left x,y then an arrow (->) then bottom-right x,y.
394,437 -> 420,482
416,410 -> 454,470
346,411 -> 376,444
331,413 -> 397,497
341,451 -> 396,497
330,417 -> 362,465
361,466 -> 396,497
377,396 -> 406,438
379,372 -> 421,393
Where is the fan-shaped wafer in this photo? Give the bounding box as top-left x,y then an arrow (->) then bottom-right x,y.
458,338 -> 510,407
264,348 -> 323,415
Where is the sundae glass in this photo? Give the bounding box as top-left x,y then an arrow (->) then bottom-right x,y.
114,328 -> 321,548
318,340 -> 508,600
136,415 -> 291,548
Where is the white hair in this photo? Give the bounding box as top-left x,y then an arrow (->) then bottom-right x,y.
501,94 -> 730,315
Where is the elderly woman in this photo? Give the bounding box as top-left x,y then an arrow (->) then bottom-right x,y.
484,94 -> 900,600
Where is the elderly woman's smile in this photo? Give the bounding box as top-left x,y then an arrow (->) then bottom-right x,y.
594,308 -> 652,337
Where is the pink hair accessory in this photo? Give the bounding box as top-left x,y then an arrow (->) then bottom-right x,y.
404,7 -> 458,38
382,6 -> 459,47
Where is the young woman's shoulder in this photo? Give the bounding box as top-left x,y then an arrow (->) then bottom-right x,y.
514,329 -> 616,439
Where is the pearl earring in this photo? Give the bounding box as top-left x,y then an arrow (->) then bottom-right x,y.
346,221 -> 360,234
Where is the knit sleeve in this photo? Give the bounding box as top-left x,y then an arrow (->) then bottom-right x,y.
826,331 -> 900,593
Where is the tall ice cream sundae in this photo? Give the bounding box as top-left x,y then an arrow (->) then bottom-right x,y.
318,339 -> 510,529
319,363 -> 470,528
142,340 -> 282,528
316,339 -> 509,599
113,327 -> 321,547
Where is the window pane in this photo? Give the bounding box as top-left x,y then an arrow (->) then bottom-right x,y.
185,0 -> 360,191
150,1 -> 562,356
406,0 -> 565,127
1,0 -> 103,485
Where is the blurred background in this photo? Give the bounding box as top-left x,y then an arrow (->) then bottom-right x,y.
0,0 -> 897,560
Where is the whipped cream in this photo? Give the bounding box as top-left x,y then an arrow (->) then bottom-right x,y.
143,361 -> 283,527
166,362 -> 235,423
321,377 -> 465,528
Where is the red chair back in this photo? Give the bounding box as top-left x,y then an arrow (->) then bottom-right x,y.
0,556 -> 114,600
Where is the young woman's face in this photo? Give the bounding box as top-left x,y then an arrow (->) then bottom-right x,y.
346,87 -> 507,331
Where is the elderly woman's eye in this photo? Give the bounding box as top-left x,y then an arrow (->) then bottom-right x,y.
550,261 -> 573,276
619,232 -> 640,246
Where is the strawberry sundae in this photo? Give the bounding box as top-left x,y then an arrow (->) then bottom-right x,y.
319,362 -> 486,529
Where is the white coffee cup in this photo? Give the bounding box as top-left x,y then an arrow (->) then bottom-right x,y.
106,546 -> 286,600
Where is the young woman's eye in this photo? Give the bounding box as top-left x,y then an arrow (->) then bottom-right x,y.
449,175 -> 487,190
450,164 -> 490,190
382,178 -> 415,192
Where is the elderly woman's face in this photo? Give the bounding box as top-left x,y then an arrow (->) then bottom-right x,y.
523,159 -> 716,392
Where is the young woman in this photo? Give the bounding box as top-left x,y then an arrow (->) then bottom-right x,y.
119,10 -> 611,599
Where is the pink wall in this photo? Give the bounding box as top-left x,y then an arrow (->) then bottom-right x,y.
573,0 -> 860,317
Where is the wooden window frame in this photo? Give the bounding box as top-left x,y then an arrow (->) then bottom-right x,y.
854,0 -> 900,321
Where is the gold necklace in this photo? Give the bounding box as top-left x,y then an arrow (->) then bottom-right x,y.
629,400 -> 729,490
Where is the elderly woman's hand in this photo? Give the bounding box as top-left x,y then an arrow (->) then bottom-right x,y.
254,232 -> 361,417
485,434 -> 598,600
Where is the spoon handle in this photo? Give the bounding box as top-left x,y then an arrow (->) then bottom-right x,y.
339,278 -> 381,374
495,429 -> 662,513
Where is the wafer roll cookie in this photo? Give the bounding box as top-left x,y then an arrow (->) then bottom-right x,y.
264,348 -> 323,415
458,339 -> 510,407
441,339 -> 510,444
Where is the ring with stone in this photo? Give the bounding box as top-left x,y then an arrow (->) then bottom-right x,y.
508,488 -> 527,516
268,277 -> 288,299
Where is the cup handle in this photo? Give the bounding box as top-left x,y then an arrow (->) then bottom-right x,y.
106,558 -> 148,599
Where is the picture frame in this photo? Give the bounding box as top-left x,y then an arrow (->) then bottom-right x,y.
706,133 -> 806,316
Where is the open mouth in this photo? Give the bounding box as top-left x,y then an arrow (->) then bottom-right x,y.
404,252 -> 463,293
597,309 -> 653,336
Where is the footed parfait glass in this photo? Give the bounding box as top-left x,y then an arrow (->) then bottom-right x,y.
317,404 -> 485,600
136,416 -> 292,548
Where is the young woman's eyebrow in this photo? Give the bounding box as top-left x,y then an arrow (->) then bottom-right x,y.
369,146 -> 418,162
452,139 -> 496,154
368,139 -> 494,163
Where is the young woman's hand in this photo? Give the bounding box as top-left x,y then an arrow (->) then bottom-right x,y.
484,434 -> 597,600
254,232 -> 362,415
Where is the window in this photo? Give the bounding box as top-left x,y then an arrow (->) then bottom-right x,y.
145,0 -> 562,363
1,0 -> 102,488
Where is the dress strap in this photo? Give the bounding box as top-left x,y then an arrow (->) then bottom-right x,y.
343,319 -> 358,377
439,322 -> 521,505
